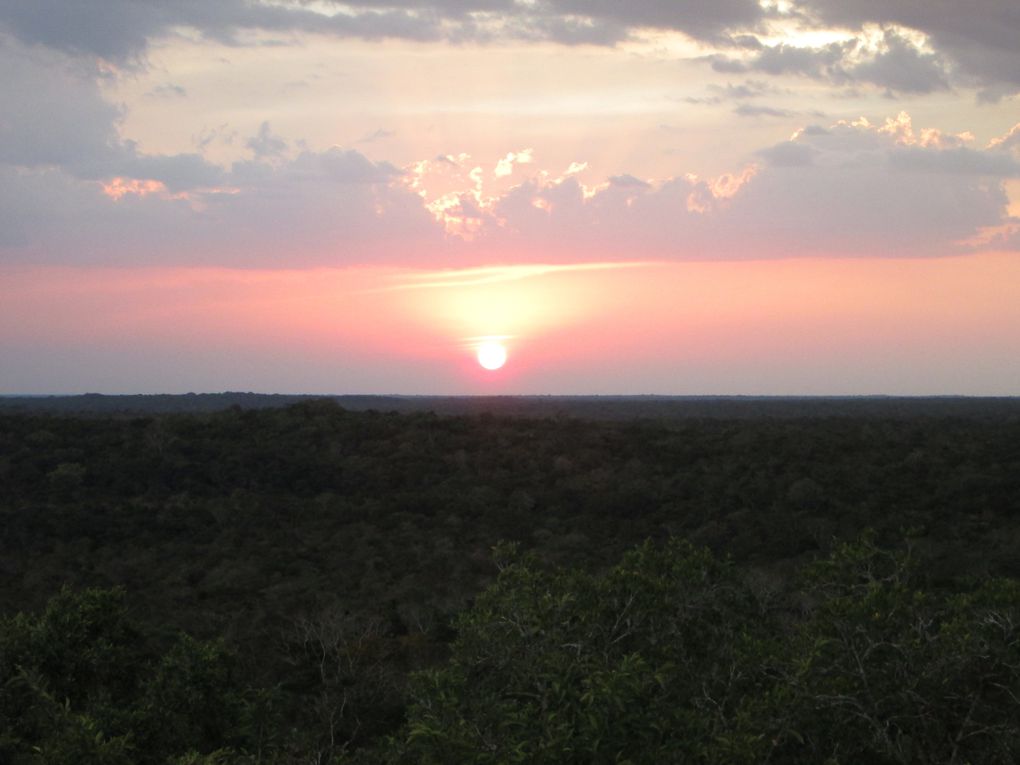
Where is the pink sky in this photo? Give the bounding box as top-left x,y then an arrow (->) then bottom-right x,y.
2,3 -> 1019,394
3,253 -> 1018,394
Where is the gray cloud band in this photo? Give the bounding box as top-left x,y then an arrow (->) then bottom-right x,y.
1,0 -> 1016,94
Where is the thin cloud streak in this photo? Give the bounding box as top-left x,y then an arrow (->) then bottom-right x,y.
378,262 -> 658,291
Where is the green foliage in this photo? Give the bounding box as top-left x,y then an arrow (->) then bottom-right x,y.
0,589 -> 249,765
3,403 -> 1020,761
365,540 -> 767,763
138,634 -> 245,756
0,586 -> 137,706
360,537 -> 1020,765
760,539 -> 1020,763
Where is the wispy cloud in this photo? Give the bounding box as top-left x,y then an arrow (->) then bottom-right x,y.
380,262 -> 656,292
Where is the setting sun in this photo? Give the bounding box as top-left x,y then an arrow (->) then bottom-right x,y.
477,341 -> 508,371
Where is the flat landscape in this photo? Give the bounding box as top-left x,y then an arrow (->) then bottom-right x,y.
3,399 -> 1020,762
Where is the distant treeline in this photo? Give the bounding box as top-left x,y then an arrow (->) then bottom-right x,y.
2,391 -> 1020,420
1,401 -> 1019,762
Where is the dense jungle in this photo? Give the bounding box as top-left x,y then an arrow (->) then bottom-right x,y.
1,397 -> 1019,763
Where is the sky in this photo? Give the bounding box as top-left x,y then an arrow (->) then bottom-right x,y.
1,0 -> 1019,395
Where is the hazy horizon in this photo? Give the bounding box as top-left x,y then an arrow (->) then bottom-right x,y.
3,391 -> 1017,401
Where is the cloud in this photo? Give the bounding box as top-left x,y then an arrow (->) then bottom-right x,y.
0,39 -> 122,170
847,29 -> 949,94
358,128 -> 396,144
794,0 -> 1020,96
734,103 -> 795,118
710,32 -> 950,96
989,124 -> 1020,153
608,174 -> 651,188
193,124 -> 238,152
685,79 -> 784,104
702,2 -> 1018,97
714,80 -> 780,99
246,122 -> 288,160
299,147 -> 402,184
736,41 -> 852,79
381,262 -> 650,291
494,149 -> 534,178
0,1 -> 434,61
0,146 -> 437,266
146,83 -> 187,99
0,0 -> 765,63
684,80 -> 803,119
2,98 -> 1017,268
3,0 -> 1013,98
756,141 -> 816,166
537,0 -> 764,43
718,125 -> 1010,257
0,0 -> 167,61
112,152 -> 228,192
889,147 -> 1020,177
0,38 -> 227,195
0,46 -> 431,265
446,115 -> 1017,260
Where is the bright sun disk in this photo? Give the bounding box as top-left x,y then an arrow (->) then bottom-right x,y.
477,341 -> 508,370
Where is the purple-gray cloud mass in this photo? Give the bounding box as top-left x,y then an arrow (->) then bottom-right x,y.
710,32 -> 952,97
0,0 -> 763,60
410,117 -> 1016,262
797,0 -> 1020,95
2,83 -> 1014,268
1,0 -> 1017,96
1,6 -> 1018,269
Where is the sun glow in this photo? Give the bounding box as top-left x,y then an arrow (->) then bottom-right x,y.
477,340 -> 508,370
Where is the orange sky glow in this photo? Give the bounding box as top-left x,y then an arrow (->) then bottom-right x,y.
4,253 -> 1018,394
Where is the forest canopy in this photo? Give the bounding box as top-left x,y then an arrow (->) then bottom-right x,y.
1,400 -> 1019,762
